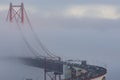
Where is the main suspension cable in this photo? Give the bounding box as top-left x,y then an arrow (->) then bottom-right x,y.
14,16 -> 43,58
24,8 -> 59,59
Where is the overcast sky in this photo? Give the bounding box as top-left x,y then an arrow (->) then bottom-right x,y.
0,0 -> 120,80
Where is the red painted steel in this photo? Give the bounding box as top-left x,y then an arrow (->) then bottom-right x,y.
7,3 -> 25,23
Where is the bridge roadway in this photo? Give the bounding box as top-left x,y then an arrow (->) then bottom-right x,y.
3,57 -> 107,80
19,57 -> 64,74
17,57 -> 107,80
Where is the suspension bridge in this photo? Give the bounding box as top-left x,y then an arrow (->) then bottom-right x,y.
4,2 -> 107,80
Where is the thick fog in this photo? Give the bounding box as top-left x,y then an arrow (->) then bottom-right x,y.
0,16 -> 120,80
0,0 -> 120,80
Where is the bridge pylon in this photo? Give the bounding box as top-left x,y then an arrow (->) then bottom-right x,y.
6,2 -> 25,23
44,57 -> 62,80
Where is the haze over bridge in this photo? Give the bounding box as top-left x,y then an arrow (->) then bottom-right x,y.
3,2 -> 107,80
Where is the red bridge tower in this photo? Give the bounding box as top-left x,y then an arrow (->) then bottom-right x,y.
7,3 -> 25,23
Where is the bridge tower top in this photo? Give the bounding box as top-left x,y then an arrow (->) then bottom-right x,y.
7,2 -> 25,23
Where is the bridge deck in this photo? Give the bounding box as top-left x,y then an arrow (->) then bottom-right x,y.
20,57 -> 63,74
19,57 -> 107,80
2,57 -> 107,80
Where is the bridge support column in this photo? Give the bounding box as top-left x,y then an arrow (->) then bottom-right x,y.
43,57 -> 62,80
44,58 -> 47,80
59,75 -> 61,80
58,57 -> 61,80
55,74 -> 57,80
